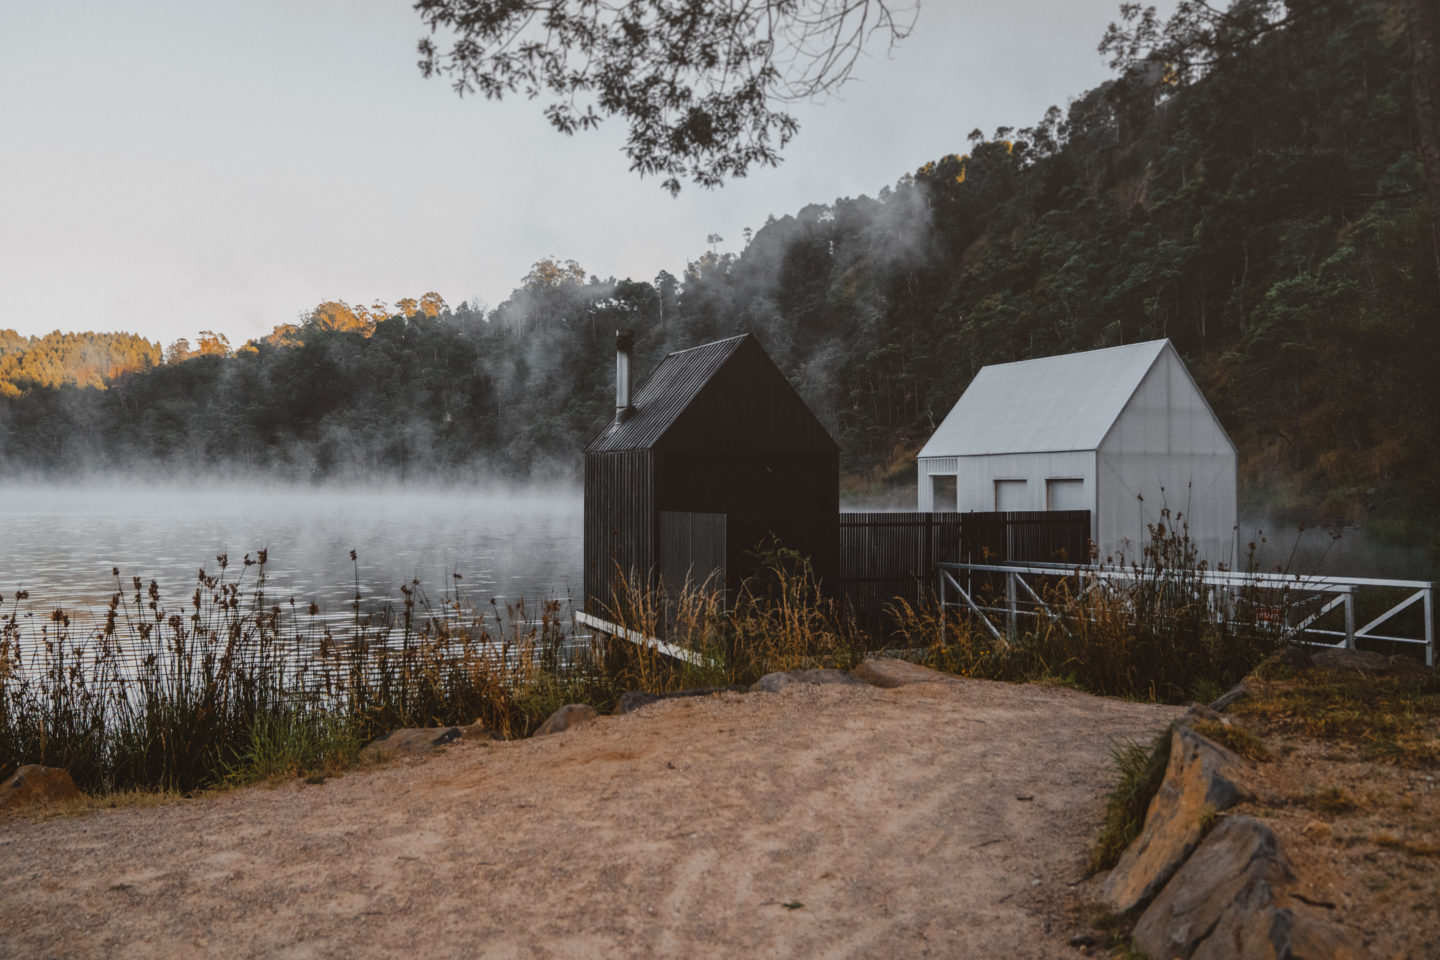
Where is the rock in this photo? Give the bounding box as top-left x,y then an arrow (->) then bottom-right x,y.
1209,681 -> 1251,712
1311,647 -> 1428,676
0,765 -> 82,812
852,658 -> 955,689
1310,647 -> 1395,674
1275,644 -> 1315,670
1134,816 -> 1290,959
613,686 -> 748,714
456,722 -> 503,742
614,691 -> 663,714
359,726 -> 463,762
532,704 -> 600,737
1135,816 -> 1361,960
1181,703 -> 1230,727
749,668 -> 869,693
1279,906 -> 1365,960
1102,724 -> 1252,915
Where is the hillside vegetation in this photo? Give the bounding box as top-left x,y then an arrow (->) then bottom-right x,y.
1,0 -> 1435,563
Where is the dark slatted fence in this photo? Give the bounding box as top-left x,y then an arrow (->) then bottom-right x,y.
650,509 -> 1092,644
960,510 -> 1091,565
838,512 -> 964,641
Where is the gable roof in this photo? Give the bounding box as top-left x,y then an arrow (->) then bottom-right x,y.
585,334 -> 751,453
918,339 -> 1172,458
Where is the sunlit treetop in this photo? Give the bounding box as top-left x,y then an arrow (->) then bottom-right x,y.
414,0 -> 918,194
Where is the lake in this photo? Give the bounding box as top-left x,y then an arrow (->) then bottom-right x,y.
0,483 -> 584,631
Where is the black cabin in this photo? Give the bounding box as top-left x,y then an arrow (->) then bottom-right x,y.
583,332 -> 839,613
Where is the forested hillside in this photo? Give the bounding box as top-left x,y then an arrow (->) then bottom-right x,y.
1,0 -> 1435,560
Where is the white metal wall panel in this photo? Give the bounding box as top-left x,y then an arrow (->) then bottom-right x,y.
1046,478 -> 1088,511
994,479 -> 1029,510
916,457 -> 960,510
951,450 -> 1096,514
1096,347 -> 1237,566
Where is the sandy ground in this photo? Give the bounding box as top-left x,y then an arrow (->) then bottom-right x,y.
0,678 -> 1180,960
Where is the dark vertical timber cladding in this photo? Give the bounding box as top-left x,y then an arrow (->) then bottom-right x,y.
654,338 -> 839,587
583,333 -> 840,614
959,510 -> 1091,564
838,513 -> 964,638
658,511 -> 727,595
583,449 -> 654,613
957,510 -> 1091,604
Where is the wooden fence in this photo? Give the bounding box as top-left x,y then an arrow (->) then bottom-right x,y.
653,509 -> 1092,643
838,512 -> 964,639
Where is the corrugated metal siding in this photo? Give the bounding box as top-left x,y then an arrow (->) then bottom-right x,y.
583,449 -> 654,613
1095,348 -> 1237,566
918,339 -> 1167,458
583,332 -> 840,611
952,451 -> 1095,513
585,335 -> 748,453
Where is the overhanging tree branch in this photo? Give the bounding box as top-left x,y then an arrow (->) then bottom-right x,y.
414,0 -> 917,194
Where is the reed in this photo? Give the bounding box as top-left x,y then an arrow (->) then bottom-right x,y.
0,552 -> 587,794
887,511 -> 1288,703
3,514 -> 1291,797
596,559 -> 867,691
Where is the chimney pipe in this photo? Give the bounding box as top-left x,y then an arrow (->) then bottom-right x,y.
615,329 -> 634,419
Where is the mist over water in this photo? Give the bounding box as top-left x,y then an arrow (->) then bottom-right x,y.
1237,514 -> 1432,582
0,482 -> 584,625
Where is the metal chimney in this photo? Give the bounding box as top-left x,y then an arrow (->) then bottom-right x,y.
615,329 -> 634,420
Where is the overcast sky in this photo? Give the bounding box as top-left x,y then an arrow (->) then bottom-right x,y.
0,0 -> 1161,347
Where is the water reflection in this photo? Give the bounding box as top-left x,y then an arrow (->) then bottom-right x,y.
0,483 -> 584,630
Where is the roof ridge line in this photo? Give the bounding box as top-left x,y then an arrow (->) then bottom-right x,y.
664,332 -> 749,357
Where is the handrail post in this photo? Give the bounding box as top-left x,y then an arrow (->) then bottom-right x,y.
1425,585 -> 1435,668
1006,571 -> 1017,642
939,567 -> 947,644
1344,588 -> 1355,649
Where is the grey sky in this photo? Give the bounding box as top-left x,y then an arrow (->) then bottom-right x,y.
0,0 -> 1157,347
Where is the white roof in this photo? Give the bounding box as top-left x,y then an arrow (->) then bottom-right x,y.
918,339 -> 1170,457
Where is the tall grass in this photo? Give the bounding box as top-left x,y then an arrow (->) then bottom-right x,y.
597,561 -> 867,691
0,552 -> 592,794
1,550 -> 866,796
888,512 -> 1288,702
2,514 -> 1295,796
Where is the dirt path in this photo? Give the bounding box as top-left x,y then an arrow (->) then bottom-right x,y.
0,678 -> 1180,959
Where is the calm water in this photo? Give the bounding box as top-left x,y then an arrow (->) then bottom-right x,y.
0,484 -> 584,629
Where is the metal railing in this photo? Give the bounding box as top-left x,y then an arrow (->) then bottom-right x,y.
937,561 -> 1436,666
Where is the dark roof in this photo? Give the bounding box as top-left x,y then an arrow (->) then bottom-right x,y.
585,334 -> 750,453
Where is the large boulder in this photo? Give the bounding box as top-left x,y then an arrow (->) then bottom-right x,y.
852,658 -> 955,689
1134,816 -> 1361,960
532,704 -> 600,737
1102,724 -> 1252,914
1310,647 -> 1425,675
750,668 -> 869,694
0,765 -> 82,813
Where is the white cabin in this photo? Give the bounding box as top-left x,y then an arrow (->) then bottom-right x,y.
917,339 -> 1237,566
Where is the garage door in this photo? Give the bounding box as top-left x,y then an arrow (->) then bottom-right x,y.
994,479 -> 1028,511
1046,478 -> 1086,511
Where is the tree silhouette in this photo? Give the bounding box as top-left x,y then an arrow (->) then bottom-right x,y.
414,0 -> 917,194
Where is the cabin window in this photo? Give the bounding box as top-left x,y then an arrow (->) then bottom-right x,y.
931,475 -> 957,511
994,479 -> 1028,511
1046,478 -> 1086,511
